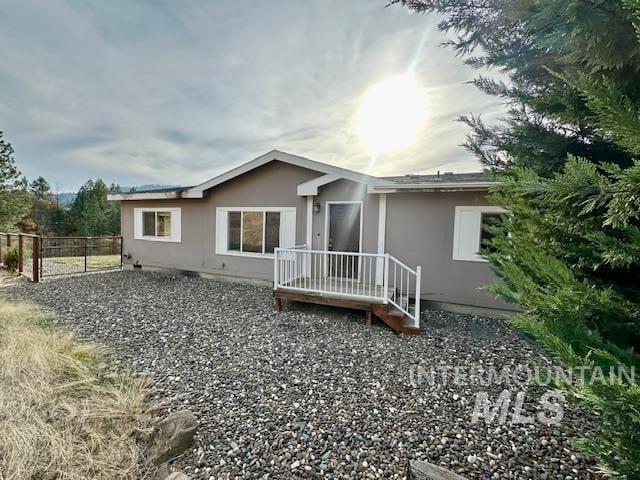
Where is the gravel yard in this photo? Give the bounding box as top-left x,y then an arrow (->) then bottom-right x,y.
6,271 -> 601,480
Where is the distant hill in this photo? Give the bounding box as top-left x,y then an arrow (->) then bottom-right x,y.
53,184 -> 180,207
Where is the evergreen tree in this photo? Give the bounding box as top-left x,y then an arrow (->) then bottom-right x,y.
0,131 -> 30,231
29,176 -> 51,198
393,1 -> 640,477
70,179 -> 120,236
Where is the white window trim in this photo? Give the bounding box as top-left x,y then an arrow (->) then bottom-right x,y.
452,205 -> 506,262
215,206 -> 296,258
134,207 -> 181,243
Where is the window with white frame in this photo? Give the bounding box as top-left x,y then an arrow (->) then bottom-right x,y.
216,207 -> 296,256
134,208 -> 181,242
452,206 -> 506,262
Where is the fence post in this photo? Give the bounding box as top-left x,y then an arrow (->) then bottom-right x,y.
6,233 -> 11,247
119,236 -> 123,269
84,237 -> 88,272
40,236 -> 44,279
32,236 -> 40,282
18,234 -> 23,274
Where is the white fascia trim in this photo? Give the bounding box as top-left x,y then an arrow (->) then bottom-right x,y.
184,150 -> 396,197
367,181 -> 495,194
108,191 -> 182,201
297,174 -> 339,196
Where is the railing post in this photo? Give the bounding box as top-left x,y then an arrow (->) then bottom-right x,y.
273,248 -> 279,289
18,234 -> 23,274
32,236 -> 40,282
383,254 -> 389,303
414,265 -> 422,329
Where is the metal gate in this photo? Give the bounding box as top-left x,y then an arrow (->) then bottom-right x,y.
40,236 -> 123,277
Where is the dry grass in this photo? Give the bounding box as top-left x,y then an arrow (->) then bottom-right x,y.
0,297 -> 155,480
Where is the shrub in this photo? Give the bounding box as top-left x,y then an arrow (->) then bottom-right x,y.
2,247 -> 18,273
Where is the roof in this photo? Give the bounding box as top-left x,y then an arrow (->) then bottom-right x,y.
107,150 -> 492,201
126,186 -> 193,194
383,172 -> 488,184
181,149 -> 396,199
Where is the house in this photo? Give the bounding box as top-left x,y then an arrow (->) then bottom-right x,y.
108,150 -> 512,333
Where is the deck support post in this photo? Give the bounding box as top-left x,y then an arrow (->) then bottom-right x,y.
365,310 -> 372,327
274,296 -> 282,312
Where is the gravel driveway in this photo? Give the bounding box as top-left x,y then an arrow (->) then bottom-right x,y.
7,271 -> 601,479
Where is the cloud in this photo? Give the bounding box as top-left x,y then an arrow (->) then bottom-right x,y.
0,0 -> 505,190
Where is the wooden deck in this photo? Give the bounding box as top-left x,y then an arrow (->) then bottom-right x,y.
274,277 -> 419,335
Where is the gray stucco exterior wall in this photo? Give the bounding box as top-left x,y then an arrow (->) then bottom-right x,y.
384,191 -> 512,310
119,161 -> 512,311
120,161 -> 321,281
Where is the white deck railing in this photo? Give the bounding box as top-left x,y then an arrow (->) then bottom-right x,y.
274,247 -> 421,327
388,255 -> 421,328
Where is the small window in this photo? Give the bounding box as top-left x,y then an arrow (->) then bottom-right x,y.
142,211 -> 172,238
453,206 -> 505,262
135,208 -> 181,242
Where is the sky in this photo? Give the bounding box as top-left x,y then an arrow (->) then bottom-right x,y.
0,0 -> 504,191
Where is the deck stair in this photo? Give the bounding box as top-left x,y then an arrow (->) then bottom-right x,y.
372,303 -> 419,334
273,246 -> 422,334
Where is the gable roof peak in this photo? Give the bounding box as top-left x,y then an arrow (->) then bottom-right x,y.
181,149 -> 395,198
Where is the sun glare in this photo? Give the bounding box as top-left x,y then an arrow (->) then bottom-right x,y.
356,74 -> 427,155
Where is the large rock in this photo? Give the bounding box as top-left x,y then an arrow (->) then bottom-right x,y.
154,462 -> 191,480
147,410 -> 198,467
406,460 -> 468,480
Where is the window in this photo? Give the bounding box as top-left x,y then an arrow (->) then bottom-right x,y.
224,210 -> 281,254
452,206 -> 505,262
134,208 -> 181,242
216,207 -> 294,257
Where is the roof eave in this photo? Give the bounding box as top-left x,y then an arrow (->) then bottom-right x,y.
367,181 -> 495,194
107,191 -> 183,201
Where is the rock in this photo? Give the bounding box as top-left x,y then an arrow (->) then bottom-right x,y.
406,460 -> 469,480
148,410 -> 198,466
165,473 -> 190,480
8,271 -> 602,479
154,463 -> 191,480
